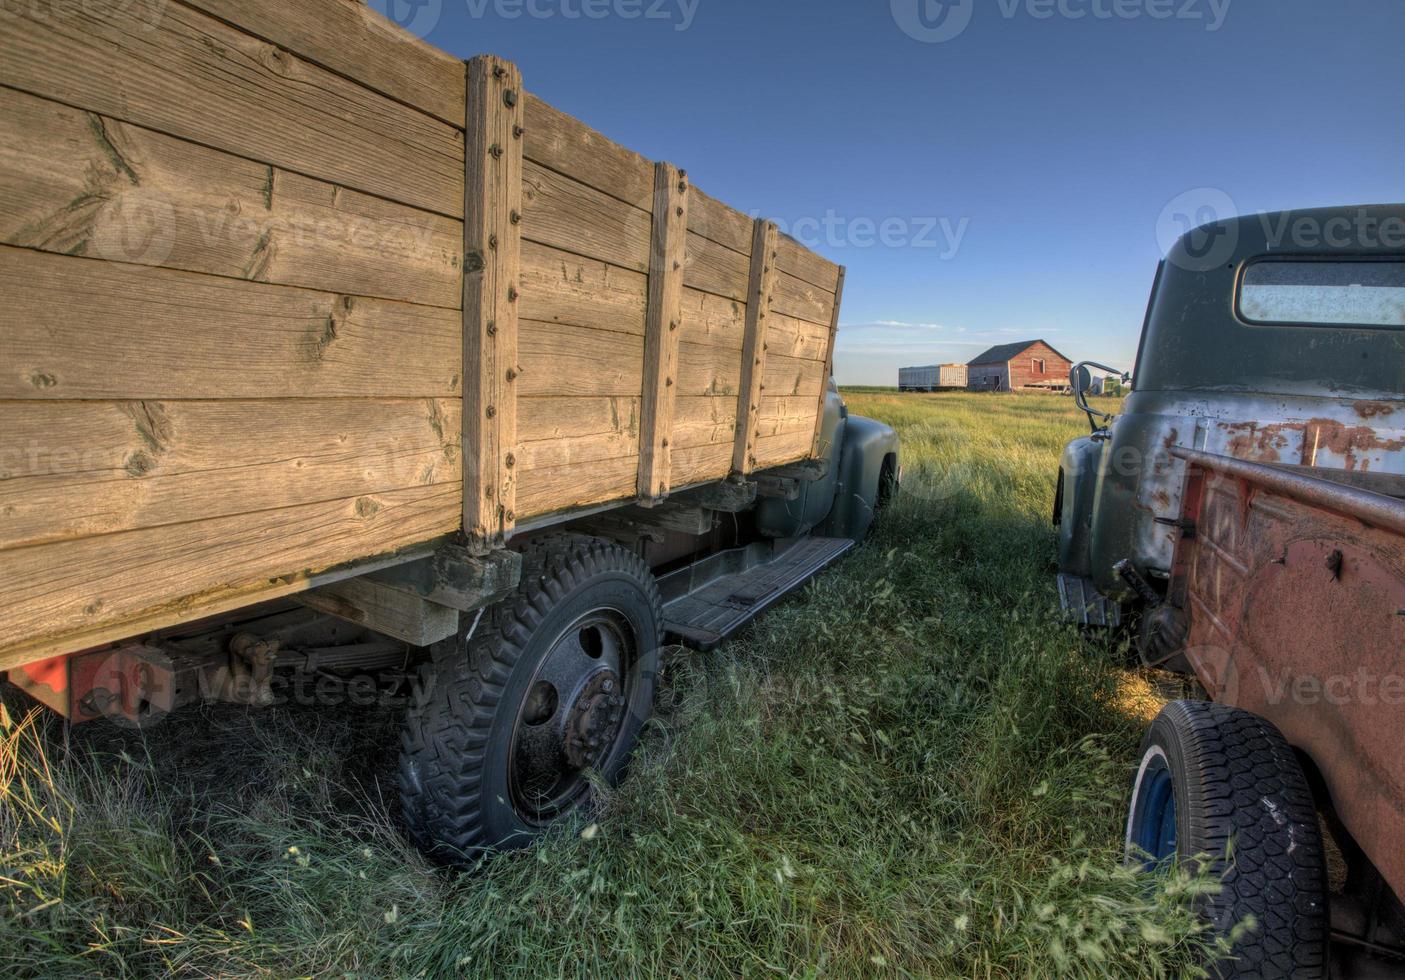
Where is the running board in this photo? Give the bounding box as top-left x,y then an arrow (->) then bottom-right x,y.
1057,573 -> 1122,627
660,537 -> 855,651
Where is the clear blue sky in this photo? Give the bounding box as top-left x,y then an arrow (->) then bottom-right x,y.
397,0 -> 1405,384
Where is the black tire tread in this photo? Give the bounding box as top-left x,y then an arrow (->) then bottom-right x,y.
1153,699 -> 1328,979
398,533 -> 661,861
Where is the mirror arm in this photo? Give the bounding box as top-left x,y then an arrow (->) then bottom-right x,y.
1069,360 -> 1123,432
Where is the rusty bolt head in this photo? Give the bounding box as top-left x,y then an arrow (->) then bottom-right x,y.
661,438 -> 670,448
505,510 -> 515,522
488,234 -> 498,250
503,89 -> 518,108
676,206 -> 684,217
665,377 -> 673,387
507,287 -> 519,302
487,321 -> 498,336
602,678 -> 614,693
492,65 -> 507,79
510,210 -> 521,225
678,180 -> 687,193
489,143 -> 503,160
506,368 -> 518,381
485,486 -> 494,499
669,320 -> 678,331
505,453 -> 516,468
486,405 -> 496,418
513,125 -> 525,139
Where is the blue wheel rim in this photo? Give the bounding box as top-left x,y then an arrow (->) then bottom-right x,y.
1131,755 -> 1177,869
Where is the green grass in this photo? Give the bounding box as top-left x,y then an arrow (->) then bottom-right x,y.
1,391 -> 1222,978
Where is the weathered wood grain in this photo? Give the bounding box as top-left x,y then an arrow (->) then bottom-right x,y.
514,455 -> 638,518
671,441 -> 733,487
772,269 -> 835,326
637,163 -> 688,501
685,231 -> 750,301
462,56 -> 524,551
0,484 -> 460,671
678,288 -> 747,351
0,399 -> 459,551
753,426 -> 816,469
672,396 -> 739,449
688,188 -> 754,256
732,220 -> 780,475
0,0 -> 463,217
0,87 -> 461,308
299,576 -> 458,647
0,246 -> 461,400
518,396 -> 640,446
523,95 -> 654,211
518,321 -> 644,397
521,159 -> 652,273
763,353 -> 828,400
182,0 -> 466,126
676,342 -> 743,398
775,234 -> 841,293
766,311 -> 833,362
519,239 -> 648,336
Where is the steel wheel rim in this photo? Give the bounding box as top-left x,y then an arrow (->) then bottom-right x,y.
1132,757 -> 1178,868
507,607 -> 638,823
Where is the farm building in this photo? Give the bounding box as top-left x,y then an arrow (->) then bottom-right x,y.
966,340 -> 1073,392
898,364 -> 968,391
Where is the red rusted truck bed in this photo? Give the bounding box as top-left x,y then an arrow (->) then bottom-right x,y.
1165,448 -> 1405,903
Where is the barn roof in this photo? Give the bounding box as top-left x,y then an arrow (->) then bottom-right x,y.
968,339 -> 1073,366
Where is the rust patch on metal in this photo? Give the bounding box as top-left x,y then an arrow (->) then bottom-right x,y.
1353,400 -> 1398,420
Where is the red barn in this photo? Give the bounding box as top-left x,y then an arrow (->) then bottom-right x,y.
967,340 -> 1073,392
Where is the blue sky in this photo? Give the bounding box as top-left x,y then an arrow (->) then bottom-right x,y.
393,0 -> 1405,384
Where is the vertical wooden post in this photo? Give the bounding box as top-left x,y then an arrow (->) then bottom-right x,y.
462,55 -> 524,554
637,162 -> 689,503
810,266 -> 845,458
732,219 -> 779,476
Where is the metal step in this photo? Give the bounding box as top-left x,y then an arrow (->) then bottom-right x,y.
661,537 -> 854,650
1057,573 -> 1122,627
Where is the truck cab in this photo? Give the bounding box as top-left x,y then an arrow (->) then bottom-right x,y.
1055,204 -> 1405,629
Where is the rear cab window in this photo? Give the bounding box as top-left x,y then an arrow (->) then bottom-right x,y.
1238,258 -> 1405,329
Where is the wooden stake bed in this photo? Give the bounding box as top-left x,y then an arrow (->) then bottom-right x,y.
0,0 -> 845,669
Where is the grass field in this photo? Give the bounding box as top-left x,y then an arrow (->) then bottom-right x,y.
1,391 -> 1223,978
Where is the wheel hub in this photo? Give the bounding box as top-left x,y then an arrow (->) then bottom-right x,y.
563,671 -> 625,769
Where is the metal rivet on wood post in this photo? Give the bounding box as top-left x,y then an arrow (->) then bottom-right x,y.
486,321 -> 497,336
505,453 -> 516,468
488,234 -> 498,250
489,144 -> 503,160
506,368 -> 517,381
506,510 -> 515,522
513,125 -> 524,139
510,211 -> 521,225
485,486 -> 494,499
503,89 -> 518,108
507,286 -> 519,302
486,405 -> 496,418
666,377 -> 673,387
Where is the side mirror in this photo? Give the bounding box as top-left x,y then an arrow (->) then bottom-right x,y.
1074,365 -> 1093,394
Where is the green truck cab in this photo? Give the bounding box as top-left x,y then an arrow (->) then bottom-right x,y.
1055,204 -> 1405,630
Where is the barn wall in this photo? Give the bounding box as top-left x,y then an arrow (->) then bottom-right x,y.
968,365 -> 1008,390
1007,342 -> 1072,389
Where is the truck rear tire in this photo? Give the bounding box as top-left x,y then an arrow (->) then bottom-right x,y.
398,534 -> 662,864
1126,700 -> 1328,978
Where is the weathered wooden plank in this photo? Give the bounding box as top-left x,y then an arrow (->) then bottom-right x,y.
766,311 -> 833,362
517,429 -> 638,471
519,239 -> 648,336
0,1 -> 464,217
518,396 -> 640,445
671,441 -> 734,488
673,396 -> 739,449
775,234 -> 841,293
772,270 -> 835,327
182,0 -> 466,126
521,159 -> 652,273
0,246 -> 461,399
462,55 -> 524,552
685,231 -> 750,301
0,484 -> 460,671
764,353 -> 828,400
732,220 -> 780,475
299,576 -> 459,647
514,455 -> 638,518
676,342 -> 743,398
523,94 -> 654,211
0,399 -> 460,550
688,188 -> 754,256
753,427 -> 816,469
0,87 -> 462,308
811,266 -> 845,456
518,321 -> 644,398
638,163 -> 689,502
366,545 -> 522,613
678,288 -> 747,351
